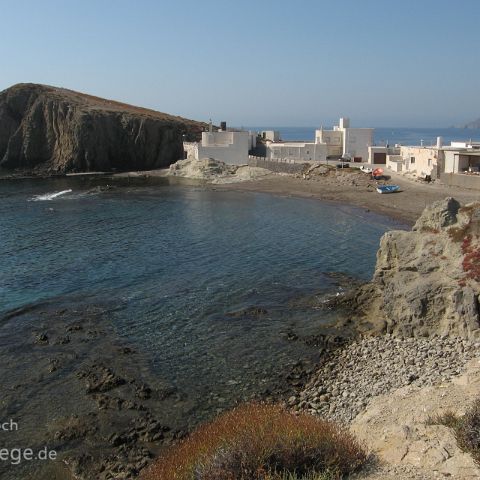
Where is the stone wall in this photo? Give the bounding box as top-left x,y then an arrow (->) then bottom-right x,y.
440,173 -> 480,191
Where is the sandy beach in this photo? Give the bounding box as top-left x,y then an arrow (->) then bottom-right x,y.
211,170 -> 479,226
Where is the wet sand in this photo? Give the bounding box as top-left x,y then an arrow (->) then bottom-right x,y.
211,170 -> 479,226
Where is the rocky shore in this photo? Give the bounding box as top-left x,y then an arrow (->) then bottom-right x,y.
0,298 -> 331,480
289,334 -> 479,425
286,197 -> 480,478
167,157 -> 272,183
0,301 -> 189,480
348,197 -> 480,338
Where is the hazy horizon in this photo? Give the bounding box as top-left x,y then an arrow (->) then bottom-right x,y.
1,0 -> 479,128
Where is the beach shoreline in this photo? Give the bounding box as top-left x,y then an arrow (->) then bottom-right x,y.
3,165 -> 478,226
209,170 -> 480,226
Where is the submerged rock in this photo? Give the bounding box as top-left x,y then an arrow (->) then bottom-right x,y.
358,197 -> 480,338
226,306 -> 269,318
0,83 -> 206,174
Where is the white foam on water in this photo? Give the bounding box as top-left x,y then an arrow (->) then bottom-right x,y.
29,189 -> 73,201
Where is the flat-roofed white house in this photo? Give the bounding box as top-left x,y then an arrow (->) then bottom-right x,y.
381,137 -> 480,182
265,118 -> 374,164
444,151 -> 480,174
316,118 -> 374,162
315,128 -> 343,157
380,138 -> 444,178
260,130 -> 280,142
398,146 -> 441,177
184,121 -> 256,166
368,146 -> 401,166
444,141 -> 480,174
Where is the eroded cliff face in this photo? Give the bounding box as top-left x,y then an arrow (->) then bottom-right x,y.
0,83 -> 205,174
357,198 -> 480,338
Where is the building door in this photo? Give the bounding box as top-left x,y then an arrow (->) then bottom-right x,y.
373,153 -> 386,164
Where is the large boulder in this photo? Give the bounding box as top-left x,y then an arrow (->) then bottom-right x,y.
0,83 -> 206,174
359,198 -> 480,338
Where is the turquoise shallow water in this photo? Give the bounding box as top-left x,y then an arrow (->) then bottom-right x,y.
0,177 -> 406,404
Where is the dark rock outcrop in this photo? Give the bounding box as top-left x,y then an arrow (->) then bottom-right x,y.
0,83 -> 206,174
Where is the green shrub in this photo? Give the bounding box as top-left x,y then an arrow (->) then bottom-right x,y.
141,403 -> 367,480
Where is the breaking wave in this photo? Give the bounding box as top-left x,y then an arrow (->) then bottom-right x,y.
29,189 -> 73,201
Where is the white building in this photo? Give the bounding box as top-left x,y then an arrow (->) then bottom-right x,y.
398,145 -> 441,177
315,128 -> 343,157
265,117 -> 373,164
184,121 -> 256,166
260,130 -> 280,142
444,142 -> 480,174
378,138 -> 444,178
381,137 -> 480,179
368,146 -> 402,165
316,118 -> 374,162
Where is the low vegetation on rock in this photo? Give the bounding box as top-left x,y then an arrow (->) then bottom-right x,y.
457,398 -> 480,465
428,397 -> 480,466
140,403 -> 367,480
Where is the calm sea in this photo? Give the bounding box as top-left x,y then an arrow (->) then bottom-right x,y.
0,177 -> 405,414
245,126 -> 480,146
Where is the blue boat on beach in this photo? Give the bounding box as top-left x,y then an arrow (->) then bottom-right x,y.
376,185 -> 400,194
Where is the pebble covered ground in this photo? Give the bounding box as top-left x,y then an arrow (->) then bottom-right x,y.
288,334 -> 480,424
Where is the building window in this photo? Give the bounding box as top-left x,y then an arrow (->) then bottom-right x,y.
428,159 -> 432,166
306,150 -> 309,154
410,157 -> 415,164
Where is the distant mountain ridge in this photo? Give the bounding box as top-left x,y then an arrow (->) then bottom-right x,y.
0,83 -> 206,174
454,118 -> 480,129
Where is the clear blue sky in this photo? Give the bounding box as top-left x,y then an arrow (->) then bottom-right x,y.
1,0 -> 479,127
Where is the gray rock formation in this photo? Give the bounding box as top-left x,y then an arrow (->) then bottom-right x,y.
0,83 -> 206,174
357,198 -> 480,339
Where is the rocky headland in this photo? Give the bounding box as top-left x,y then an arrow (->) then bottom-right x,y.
457,118 -> 480,129
289,197 -> 480,478
0,83 -> 206,175
344,197 -> 480,338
